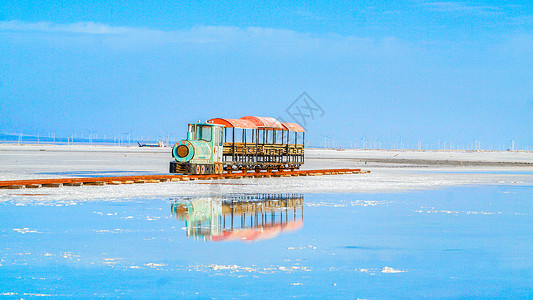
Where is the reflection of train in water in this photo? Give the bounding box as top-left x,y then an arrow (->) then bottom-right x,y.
171,194 -> 303,242
170,116 -> 305,175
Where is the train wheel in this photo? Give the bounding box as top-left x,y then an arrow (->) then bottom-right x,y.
201,165 -> 206,174
195,165 -> 200,174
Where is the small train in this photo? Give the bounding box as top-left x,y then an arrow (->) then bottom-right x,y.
170,116 -> 305,175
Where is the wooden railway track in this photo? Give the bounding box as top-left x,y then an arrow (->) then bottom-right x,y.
0,168 -> 370,189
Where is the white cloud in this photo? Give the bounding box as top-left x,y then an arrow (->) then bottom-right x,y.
2,20 -> 531,64
0,20 -> 329,44
0,20 -> 415,56
422,2 -> 503,16
0,21 -> 143,35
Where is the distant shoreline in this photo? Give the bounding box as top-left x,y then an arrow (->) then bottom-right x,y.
307,157 -> 533,167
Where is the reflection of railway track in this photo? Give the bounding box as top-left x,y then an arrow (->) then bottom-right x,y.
0,168 -> 370,189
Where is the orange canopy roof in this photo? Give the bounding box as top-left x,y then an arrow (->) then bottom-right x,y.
240,116 -> 284,130
209,117 -> 305,132
208,118 -> 258,129
281,122 -> 305,132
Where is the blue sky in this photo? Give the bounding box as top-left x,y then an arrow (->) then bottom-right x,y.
0,1 -> 532,149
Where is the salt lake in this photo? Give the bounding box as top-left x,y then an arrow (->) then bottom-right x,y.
1,184 -> 531,298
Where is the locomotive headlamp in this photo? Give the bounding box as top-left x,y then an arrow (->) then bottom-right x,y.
177,145 -> 189,158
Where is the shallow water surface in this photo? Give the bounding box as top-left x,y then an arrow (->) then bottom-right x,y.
1,186 -> 532,298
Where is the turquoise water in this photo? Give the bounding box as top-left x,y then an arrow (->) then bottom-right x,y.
1,186 -> 532,298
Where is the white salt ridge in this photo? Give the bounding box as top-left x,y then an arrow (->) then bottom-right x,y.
413,209 -> 501,215
144,263 -> 167,268
209,264 -> 252,272
287,245 -> 317,250
93,229 -> 133,233
357,267 -> 407,273
102,258 -> 123,266
381,266 -> 406,273
12,228 -> 40,234
306,200 -> 386,208
192,264 -> 311,274
59,252 -> 81,261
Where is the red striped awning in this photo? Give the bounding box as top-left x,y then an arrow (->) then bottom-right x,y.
281,122 -> 305,132
209,117 -> 305,132
208,118 -> 258,129
240,116 -> 284,130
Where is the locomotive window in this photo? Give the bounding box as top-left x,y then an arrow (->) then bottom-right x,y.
197,125 -> 212,142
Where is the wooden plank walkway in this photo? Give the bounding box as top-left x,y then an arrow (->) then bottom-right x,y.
0,168 -> 370,189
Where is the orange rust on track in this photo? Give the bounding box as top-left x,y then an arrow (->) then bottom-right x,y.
0,168 -> 370,189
